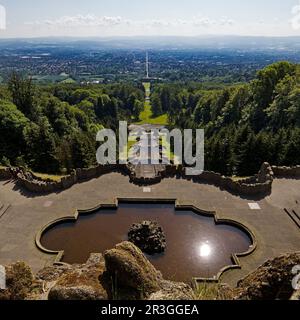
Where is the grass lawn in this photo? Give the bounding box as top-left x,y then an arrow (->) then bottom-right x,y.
32,172 -> 67,182
232,176 -> 250,182
134,82 -> 169,126
135,101 -> 169,126
143,82 -> 151,96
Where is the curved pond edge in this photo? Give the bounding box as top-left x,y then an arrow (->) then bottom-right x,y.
35,198 -> 257,286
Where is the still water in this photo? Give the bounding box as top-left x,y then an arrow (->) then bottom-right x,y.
41,202 -> 252,283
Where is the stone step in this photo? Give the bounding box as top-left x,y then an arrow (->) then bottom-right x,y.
284,208 -> 300,229
293,208 -> 300,219
0,203 -> 10,219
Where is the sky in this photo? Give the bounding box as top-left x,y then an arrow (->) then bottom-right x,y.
0,0 -> 300,38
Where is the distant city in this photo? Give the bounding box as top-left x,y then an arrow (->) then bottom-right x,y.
0,36 -> 300,84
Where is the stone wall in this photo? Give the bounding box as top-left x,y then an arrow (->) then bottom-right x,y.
0,162 -> 275,196
162,162 -> 274,196
13,164 -> 130,194
272,165 -> 300,178
17,176 -> 62,193
0,167 -> 11,180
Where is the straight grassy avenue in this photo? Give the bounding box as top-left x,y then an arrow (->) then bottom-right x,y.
135,82 -> 169,125
133,82 -> 174,161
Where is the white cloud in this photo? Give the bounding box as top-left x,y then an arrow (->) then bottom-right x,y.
220,17 -> 235,26
19,14 -> 242,37
191,15 -> 235,27
26,14 -> 235,30
193,17 -> 216,27
27,14 -> 130,28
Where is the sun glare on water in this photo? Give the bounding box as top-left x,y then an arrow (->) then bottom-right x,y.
199,242 -> 212,258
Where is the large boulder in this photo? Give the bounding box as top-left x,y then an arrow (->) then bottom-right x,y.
128,220 -> 166,254
48,253 -> 107,300
36,264 -> 72,282
39,243 -> 195,301
148,280 -> 196,300
290,289 -> 300,300
103,241 -> 163,299
49,282 -> 107,300
234,253 -> 300,300
0,262 -> 33,300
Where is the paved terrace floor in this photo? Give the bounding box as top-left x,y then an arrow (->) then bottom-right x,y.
0,174 -> 299,286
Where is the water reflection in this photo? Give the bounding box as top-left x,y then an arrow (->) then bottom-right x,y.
199,242 -> 212,258
41,202 -> 252,283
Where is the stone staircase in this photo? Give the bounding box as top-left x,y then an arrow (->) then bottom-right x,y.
284,201 -> 300,229
134,164 -> 166,179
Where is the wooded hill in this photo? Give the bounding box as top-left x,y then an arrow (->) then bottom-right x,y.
151,61 -> 300,176
0,61 -> 299,176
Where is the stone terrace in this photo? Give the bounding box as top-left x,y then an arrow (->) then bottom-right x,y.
0,173 -> 299,286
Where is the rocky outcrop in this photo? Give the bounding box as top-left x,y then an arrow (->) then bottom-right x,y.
233,253 -> 300,300
290,289 -> 300,300
148,280 -> 196,300
47,254 -> 107,300
49,282 -> 106,300
0,262 -> 33,300
2,249 -> 300,300
36,264 -> 72,282
38,241 -> 195,300
103,242 -> 196,300
0,243 -> 195,300
103,241 -> 163,299
128,221 -> 166,254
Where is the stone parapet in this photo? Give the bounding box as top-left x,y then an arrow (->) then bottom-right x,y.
0,162 -> 275,196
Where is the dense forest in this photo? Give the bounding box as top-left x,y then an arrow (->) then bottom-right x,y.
152,61 -> 300,176
0,74 -> 144,173
0,61 -> 300,176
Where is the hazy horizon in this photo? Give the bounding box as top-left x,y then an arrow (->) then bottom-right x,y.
0,0 -> 300,38
2,34 -> 300,40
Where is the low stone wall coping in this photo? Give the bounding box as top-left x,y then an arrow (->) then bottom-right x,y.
0,162 -> 288,197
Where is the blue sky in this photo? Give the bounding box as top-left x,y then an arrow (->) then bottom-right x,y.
0,0 -> 300,37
